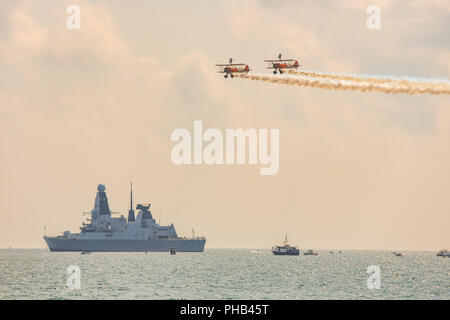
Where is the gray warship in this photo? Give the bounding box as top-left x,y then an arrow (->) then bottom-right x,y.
44,184 -> 206,252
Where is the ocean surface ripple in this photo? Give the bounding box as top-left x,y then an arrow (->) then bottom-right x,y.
0,249 -> 448,299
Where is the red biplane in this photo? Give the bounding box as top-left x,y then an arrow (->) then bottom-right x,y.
264,53 -> 300,74
216,58 -> 250,78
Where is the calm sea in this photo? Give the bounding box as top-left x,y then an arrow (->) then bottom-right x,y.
0,249 -> 448,299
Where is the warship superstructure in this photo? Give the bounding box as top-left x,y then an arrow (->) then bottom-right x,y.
44,184 -> 206,252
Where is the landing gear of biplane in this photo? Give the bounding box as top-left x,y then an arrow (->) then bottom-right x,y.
279,70 -> 283,74
230,74 -> 235,78
273,70 -> 277,74
224,74 -> 228,78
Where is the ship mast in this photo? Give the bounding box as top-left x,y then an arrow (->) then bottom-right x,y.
127,182 -> 135,222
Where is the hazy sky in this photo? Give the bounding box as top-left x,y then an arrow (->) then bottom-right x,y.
0,0 -> 449,250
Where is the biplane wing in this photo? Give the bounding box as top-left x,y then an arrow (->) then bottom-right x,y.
215,63 -> 246,66
263,59 -> 296,62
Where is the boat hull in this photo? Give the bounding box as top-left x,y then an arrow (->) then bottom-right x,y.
272,251 -> 300,256
44,236 -> 206,252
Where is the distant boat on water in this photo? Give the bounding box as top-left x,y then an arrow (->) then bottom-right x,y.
437,250 -> 449,257
304,249 -> 318,256
392,252 -> 405,257
271,234 -> 300,256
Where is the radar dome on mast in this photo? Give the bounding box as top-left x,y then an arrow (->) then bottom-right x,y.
94,184 -> 110,216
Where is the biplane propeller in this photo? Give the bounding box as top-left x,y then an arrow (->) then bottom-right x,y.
216,58 -> 250,78
264,53 -> 300,74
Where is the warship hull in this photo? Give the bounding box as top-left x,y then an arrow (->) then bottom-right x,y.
44,236 -> 206,252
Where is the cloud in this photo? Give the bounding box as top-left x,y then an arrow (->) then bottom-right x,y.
225,0 -> 358,72
0,1 -> 129,65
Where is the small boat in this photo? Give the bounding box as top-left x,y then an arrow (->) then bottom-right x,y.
392,252 -> 404,257
81,250 -> 91,255
437,250 -> 449,257
271,234 -> 300,256
304,249 -> 318,256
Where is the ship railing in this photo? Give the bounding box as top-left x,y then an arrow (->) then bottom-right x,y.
56,235 -> 77,239
178,236 -> 206,240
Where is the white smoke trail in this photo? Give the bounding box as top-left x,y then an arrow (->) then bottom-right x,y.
286,69 -> 450,93
237,73 -> 450,95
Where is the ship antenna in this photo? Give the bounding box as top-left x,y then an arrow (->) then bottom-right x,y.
127,182 -> 135,222
284,233 -> 288,246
